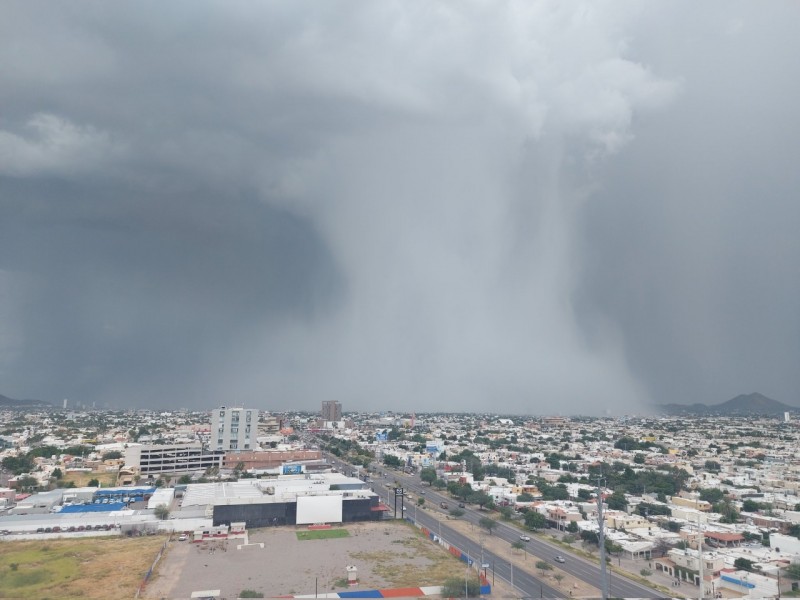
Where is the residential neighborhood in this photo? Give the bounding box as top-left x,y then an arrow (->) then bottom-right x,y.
3,403 -> 800,597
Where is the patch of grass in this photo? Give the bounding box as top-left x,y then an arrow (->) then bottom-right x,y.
0,535 -> 167,600
60,470 -> 117,488
296,528 -> 350,541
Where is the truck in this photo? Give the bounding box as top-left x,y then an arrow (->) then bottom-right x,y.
440,502 -> 449,509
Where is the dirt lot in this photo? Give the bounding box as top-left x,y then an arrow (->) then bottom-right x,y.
0,534 -> 168,600
145,520 -> 509,599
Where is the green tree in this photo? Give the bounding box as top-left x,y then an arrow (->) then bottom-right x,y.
239,590 -> 265,598
448,508 -> 465,518
420,467 -> 437,486
734,557 -> 755,572
633,453 -> 646,464
441,577 -> 480,598
699,488 -> 724,503
742,499 -> 762,512
2,455 -> 34,475
479,516 -> 498,535
517,492 -> 535,502
417,497 -> 425,507
524,511 -> 547,531
432,479 -> 446,490
87,478 -> 100,487
51,468 -> 63,480
178,474 -> 192,484
469,491 -> 494,509
154,504 -> 170,520
535,560 -> 552,575
498,506 -> 514,520
606,490 -> 627,511
512,540 -> 525,553
102,451 -> 123,461
566,520 -> 579,533
383,455 -> 403,468
18,475 -> 39,491
785,563 -> 800,580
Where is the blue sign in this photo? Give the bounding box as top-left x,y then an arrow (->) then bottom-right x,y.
282,464 -> 303,475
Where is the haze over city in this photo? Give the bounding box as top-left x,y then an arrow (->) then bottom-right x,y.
1,2 -> 799,414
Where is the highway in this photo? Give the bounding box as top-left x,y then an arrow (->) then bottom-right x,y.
324,452 -> 666,599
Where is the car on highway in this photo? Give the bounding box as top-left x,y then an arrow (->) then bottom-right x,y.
519,534 -> 531,542
554,555 -> 566,563
458,502 -> 465,508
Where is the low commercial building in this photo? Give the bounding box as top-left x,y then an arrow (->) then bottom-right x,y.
221,449 -> 322,470
125,443 -> 224,477
180,474 -> 388,529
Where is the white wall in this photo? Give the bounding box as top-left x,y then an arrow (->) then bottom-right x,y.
296,495 -> 343,525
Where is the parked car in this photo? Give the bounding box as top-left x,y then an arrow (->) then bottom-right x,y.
519,535 -> 531,542
554,555 -> 566,563
178,534 -> 188,541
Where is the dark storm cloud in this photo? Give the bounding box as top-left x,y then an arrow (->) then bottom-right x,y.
1,2 -> 798,412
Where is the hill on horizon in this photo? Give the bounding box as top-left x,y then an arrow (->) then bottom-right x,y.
0,393 -> 52,409
659,392 -> 797,415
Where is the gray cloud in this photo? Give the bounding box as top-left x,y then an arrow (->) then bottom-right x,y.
1,2 -> 798,413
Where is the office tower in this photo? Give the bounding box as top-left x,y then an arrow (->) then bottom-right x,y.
211,406 -> 259,451
321,400 -> 342,422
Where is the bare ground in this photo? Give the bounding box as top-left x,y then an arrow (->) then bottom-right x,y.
145,520 -> 494,600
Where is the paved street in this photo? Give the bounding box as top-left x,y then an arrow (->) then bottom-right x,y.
328,453 -> 669,599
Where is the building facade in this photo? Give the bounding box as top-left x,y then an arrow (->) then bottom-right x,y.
125,443 -> 224,477
321,401 -> 342,422
211,406 -> 259,452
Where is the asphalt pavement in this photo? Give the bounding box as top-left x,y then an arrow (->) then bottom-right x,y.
324,452 -> 668,599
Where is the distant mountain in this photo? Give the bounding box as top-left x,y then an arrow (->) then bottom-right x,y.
659,392 -> 797,415
0,393 -> 52,409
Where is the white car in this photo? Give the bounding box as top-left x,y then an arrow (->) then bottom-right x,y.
554,555 -> 566,563
177,534 -> 188,541
519,535 -> 531,542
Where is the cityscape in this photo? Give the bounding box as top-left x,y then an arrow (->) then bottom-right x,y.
3,399 -> 800,598
2,2 -> 799,599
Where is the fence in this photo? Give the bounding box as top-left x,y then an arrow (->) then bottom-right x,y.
134,534 -> 170,598
407,517 -> 492,595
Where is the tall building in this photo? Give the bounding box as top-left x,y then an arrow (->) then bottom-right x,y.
211,406 -> 259,452
321,400 -> 342,422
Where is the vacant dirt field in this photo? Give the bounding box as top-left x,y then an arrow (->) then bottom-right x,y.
145,520 -> 503,599
0,534 -> 168,600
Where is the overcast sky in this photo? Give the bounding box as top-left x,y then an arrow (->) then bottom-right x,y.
1,2 -> 799,414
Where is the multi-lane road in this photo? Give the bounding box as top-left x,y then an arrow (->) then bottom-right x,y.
325,452 -> 665,599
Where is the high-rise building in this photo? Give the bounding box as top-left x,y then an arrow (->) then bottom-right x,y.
211,406 -> 259,452
321,400 -> 342,422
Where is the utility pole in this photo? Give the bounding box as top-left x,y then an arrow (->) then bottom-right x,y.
597,479 -> 609,600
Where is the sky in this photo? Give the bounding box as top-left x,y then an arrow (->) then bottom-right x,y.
1,2 -> 799,415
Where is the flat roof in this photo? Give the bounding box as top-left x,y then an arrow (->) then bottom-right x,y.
182,474 -> 378,508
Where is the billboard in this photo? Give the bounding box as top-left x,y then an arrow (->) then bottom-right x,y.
296,495 -> 343,525
282,464 -> 304,475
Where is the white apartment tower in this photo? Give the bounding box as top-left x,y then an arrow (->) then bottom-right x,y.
211,406 -> 258,452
